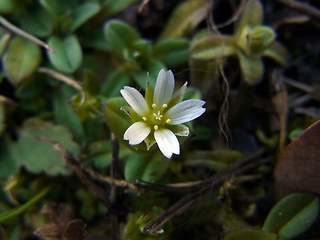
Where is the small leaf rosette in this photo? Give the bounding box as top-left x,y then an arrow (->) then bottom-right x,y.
120,69 -> 206,159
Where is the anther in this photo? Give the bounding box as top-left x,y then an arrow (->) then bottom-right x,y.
142,117 -> 147,121
154,125 -> 159,130
166,119 -> 171,124
162,104 -> 168,109
152,103 -> 156,108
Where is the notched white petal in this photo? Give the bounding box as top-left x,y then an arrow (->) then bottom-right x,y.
124,122 -> 151,145
120,87 -> 149,116
167,99 -> 206,125
153,69 -> 174,105
154,129 -> 180,159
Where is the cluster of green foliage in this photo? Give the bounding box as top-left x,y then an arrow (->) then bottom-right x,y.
0,0 -> 319,239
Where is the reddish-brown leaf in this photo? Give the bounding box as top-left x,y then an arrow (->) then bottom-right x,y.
274,120 -> 320,199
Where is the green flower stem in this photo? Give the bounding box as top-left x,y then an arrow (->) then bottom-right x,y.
0,186 -> 51,223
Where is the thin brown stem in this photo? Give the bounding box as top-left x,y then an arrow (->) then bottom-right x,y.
143,151 -> 271,233
0,16 -> 54,53
110,133 -> 120,240
276,0 -> 320,20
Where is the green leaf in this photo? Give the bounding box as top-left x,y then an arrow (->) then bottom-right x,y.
123,210 -> 168,240
47,35 -> 82,74
104,97 -> 132,146
68,2 -> 101,32
224,229 -> 277,240
236,25 -> 275,55
153,38 -> 189,67
263,192 -> 320,240
101,69 -> 131,98
2,36 -> 41,85
0,102 -> 5,136
132,60 -> 164,89
100,0 -> 139,19
104,20 -> 140,56
0,0 -> 19,13
237,51 -> 264,85
160,0 -> 209,38
53,85 -> 85,141
235,0 -> 264,38
124,153 -> 147,183
190,36 -> 236,60
131,39 -> 152,67
19,4 -> 54,37
39,0 -> 68,17
0,31 -> 11,56
0,137 -> 20,180
15,118 -> 80,175
189,58 -> 219,94
125,152 -> 170,183
141,153 -> 170,182
263,41 -> 288,66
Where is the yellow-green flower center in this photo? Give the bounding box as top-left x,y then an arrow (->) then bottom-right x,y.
142,103 -> 171,131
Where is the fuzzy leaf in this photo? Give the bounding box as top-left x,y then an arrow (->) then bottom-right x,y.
190,35 -> 236,60
53,85 -> 85,141
100,0 -> 139,19
0,137 -> 20,180
153,38 -> 189,67
263,192 -> 320,240
3,36 -> 41,85
224,229 -> 277,240
237,51 -> 264,85
263,41 -> 288,66
19,5 -> 54,37
15,118 -> 80,176
104,97 -> 132,147
39,0 -> 68,17
125,152 -> 170,183
104,20 -> 140,56
0,31 -> 11,56
124,154 -> 147,183
0,0 -> 18,13
68,2 -> 101,32
101,70 -> 131,98
235,0 -> 264,38
160,0 -> 209,38
47,35 -> 82,74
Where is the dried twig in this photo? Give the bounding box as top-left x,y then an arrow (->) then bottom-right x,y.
110,133 -> 120,240
53,143 -> 111,209
276,0 -> 320,20
0,16 -> 54,53
37,67 -> 83,92
143,150 -> 271,233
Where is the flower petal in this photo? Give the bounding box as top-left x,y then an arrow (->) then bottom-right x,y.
166,99 -> 206,125
120,86 -> 149,116
124,122 -> 151,145
154,128 -> 180,159
153,69 -> 174,106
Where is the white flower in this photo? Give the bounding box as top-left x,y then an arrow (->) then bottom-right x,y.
120,69 -> 206,159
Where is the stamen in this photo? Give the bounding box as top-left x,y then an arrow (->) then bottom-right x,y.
142,117 -> 147,121
152,103 -> 156,108
166,119 -> 171,124
153,111 -> 163,120
162,104 -> 167,109
154,125 -> 159,130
